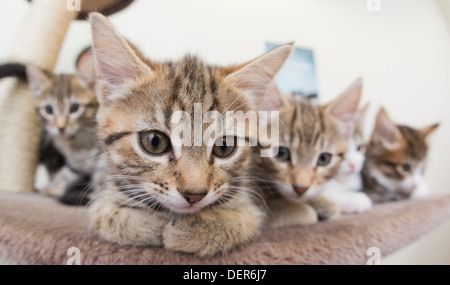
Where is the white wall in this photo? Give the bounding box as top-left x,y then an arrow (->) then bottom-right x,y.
1,0 -> 449,264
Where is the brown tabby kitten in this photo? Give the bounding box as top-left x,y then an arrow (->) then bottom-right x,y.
88,13 -> 292,257
362,108 -> 439,203
27,52 -> 100,204
256,79 -> 362,226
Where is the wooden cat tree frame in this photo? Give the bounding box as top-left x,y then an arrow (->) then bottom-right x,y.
0,0 -> 449,265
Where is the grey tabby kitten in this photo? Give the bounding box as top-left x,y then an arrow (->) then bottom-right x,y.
27,50 -> 100,205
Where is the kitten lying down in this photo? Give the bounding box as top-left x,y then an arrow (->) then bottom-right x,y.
255,78 -> 363,227
87,13 -> 292,257
362,108 -> 439,203
320,104 -> 373,214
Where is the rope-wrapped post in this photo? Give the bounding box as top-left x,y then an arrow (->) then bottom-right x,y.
0,0 -> 78,192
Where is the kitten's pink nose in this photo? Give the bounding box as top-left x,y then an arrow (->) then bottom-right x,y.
349,162 -> 356,170
179,190 -> 207,204
293,185 -> 309,195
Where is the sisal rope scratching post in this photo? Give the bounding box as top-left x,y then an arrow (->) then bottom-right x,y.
0,0 -> 78,192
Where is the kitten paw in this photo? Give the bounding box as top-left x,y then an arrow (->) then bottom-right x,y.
342,192 -> 372,214
307,196 -> 341,221
163,206 -> 264,257
89,200 -> 168,247
410,183 -> 430,200
268,199 -> 318,227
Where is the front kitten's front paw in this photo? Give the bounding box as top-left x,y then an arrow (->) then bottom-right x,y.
307,196 -> 341,221
89,199 -> 169,247
163,205 -> 264,257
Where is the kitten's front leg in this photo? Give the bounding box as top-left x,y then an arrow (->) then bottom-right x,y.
162,203 -> 265,257
89,197 -> 169,247
307,196 -> 341,221
267,198 -> 318,228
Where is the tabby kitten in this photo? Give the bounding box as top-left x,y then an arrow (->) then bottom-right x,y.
88,13 -> 292,257
320,104 -> 372,214
258,79 -> 362,226
27,50 -> 100,205
362,108 -> 439,203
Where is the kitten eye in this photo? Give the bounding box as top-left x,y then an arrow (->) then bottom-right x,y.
317,152 -> 332,167
44,105 -> 53,115
212,136 -> 237,158
402,164 -> 411,172
139,131 -> 172,155
70,103 -> 80,113
357,144 -> 365,152
276,147 -> 291,162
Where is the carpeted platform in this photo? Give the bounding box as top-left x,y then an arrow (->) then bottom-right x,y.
1,191 -> 449,265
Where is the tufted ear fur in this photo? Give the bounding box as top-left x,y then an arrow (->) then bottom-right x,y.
323,78 -> 362,137
26,65 -> 51,97
89,12 -> 151,104
372,107 -> 403,149
225,44 -> 293,111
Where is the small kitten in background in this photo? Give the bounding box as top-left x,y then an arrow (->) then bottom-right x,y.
362,108 -> 439,203
27,49 -> 100,205
320,103 -> 372,214
258,78 -> 362,227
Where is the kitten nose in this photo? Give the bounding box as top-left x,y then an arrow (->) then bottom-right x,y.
179,190 -> 208,204
349,162 -> 356,170
293,185 -> 309,195
58,127 -> 65,134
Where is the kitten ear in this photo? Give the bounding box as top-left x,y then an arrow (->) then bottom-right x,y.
76,48 -> 96,89
89,12 -> 151,103
372,107 -> 402,149
324,78 -> 362,136
259,81 -> 287,111
419,123 -> 439,138
226,44 -> 293,110
26,65 -> 51,97
355,102 -> 370,128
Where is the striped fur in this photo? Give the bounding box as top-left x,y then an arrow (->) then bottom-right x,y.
255,79 -> 362,225
27,62 -> 99,205
88,13 -> 292,257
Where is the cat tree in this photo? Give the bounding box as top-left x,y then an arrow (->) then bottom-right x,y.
0,0 -> 134,193
0,0 -> 448,265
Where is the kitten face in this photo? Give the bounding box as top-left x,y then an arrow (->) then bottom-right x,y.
90,13 -> 292,214
98,59 -> 256,213
265,79 -> 362,202
33,75 -> 96,137
366,108 -> 439,194
27,56 -> 97,138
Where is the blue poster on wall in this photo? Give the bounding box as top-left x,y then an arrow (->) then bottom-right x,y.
266,42 -> 318,101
